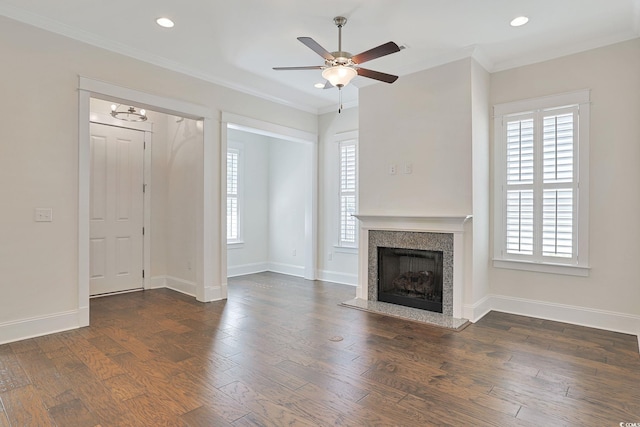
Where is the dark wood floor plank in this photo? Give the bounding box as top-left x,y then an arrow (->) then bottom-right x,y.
490,380 -> 633,425
0,273 -> 637,425
0,384 -> 57,426
57,334 -> 125,381
219,380 -> 318,427
180,404 -> 234,427
110,352 -> 201,416
100,326 -> 157,361
176,355 -> 238,389
0,346 -> 31,393
170,372 -> 251,423
48,397 -> 101,427
121,393 -> 189,427
291,381 -> 404,426
102,373 -> 147,401
63,365 -> 138,426
0,396 -> 12,427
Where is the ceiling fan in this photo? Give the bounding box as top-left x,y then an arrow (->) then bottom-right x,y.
273,16 -> 401,111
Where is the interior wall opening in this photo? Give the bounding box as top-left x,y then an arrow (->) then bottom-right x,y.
222,114 -> 318,284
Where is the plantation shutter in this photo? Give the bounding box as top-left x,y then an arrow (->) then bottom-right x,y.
227,149 -> 239,241
541,110 -> 576,258
339,142 -> 357,246
505,116 -> 534,255
503,107 -> 578,262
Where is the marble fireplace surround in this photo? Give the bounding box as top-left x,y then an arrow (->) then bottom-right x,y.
353,215 -> 470,322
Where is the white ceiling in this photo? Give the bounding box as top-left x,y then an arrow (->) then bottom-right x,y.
1,0 -> 639,113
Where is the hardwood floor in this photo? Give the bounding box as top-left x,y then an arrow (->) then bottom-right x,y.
1,272 -> 638,426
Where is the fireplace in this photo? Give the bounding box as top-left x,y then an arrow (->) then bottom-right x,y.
365,227 -> 456,318
377,247 -> 443,313
351,215 -> 470,326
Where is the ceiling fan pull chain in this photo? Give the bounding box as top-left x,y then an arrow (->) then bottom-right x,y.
338,87 -> 343,114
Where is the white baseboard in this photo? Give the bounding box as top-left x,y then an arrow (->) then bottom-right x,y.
267,262 -> 305,278
145,275 -> 167,289
202,282 -> 228,302
165,276 -> 197,298
478,294 -> 640,338
227,262 -> 269,278
317,269 -> 358,286
148,275 -> 226,302
463,295 -> 493,323
0,309 -> 86,345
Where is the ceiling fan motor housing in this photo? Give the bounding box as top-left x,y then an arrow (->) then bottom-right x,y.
334,16 -> 347,27
328,52 -> 353,66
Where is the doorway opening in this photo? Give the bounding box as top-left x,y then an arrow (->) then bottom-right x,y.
79,77 -> 218,328
221,113 -> 318,284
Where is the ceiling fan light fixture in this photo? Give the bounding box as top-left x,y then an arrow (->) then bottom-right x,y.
322,65 -> 357,87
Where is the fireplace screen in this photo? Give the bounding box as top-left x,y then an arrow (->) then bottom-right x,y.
377,247 -> 443,313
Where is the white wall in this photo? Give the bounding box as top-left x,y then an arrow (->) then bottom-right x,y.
149,114 -> 168,280
165,117 -> 202,287
358,58 -> 487,317
0,16 -> 316,343
359,58 -> 474,216
469,60 -> 491,312
488,38 -> 640,333
317,107 -> 359,285
267,138 -> 307,276
226,129 -> 270,275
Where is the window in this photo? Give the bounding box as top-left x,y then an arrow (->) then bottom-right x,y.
493,90 -> 590,276
227,147 -> 241,243
338,139 -> 358,247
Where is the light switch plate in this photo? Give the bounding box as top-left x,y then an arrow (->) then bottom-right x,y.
404,163 -> 413,174
35,208 -> 53,222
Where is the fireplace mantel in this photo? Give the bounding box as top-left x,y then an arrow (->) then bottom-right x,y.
355,214 -> 471,319
354,215 -> 472,233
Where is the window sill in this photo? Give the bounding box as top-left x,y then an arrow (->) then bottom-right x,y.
227,241 -> 245,250
334,245 -> 358,254
493,259 -> 590,277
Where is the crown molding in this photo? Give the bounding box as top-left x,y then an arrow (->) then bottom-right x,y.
491,33 -> 640,73
0,5 -> 321,115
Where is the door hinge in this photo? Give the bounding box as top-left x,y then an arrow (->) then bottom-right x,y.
142,270 -> 145,278
142,227 -> 145,236
143,183 -> 147,193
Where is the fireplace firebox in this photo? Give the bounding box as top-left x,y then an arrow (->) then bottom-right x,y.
377,247 -> 443,313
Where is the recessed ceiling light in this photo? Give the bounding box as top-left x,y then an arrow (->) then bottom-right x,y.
510,16 -> 529,27
156,17 -> 175,28
314,82 -> 325,89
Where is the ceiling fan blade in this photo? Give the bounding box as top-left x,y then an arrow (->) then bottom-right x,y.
351,41 -> 401,64
298,37 -> 335,61
273,66 -> 324,71
357,68 -> 398,83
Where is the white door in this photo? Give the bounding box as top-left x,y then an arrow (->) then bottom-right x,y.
90,123 -> 145,296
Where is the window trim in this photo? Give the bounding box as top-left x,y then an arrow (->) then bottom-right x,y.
226,142 -> 243,245
335,130 -> 358,249
493,89 -> 590,276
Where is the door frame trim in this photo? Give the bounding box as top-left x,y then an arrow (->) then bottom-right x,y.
78,77 -> 218,327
